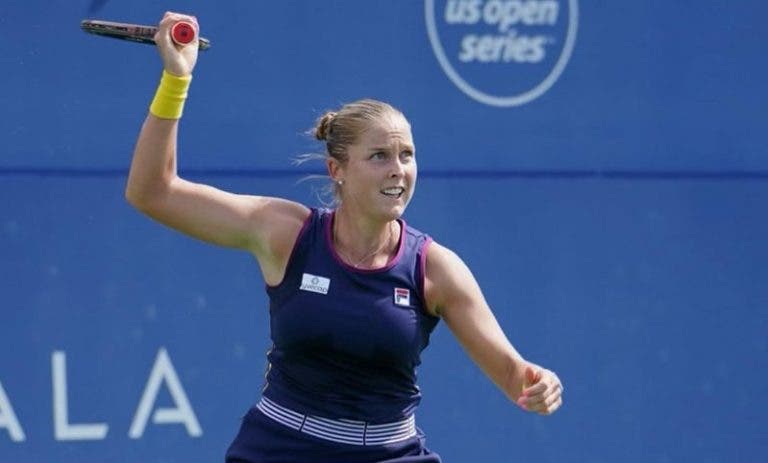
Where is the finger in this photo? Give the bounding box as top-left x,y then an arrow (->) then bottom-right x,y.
165,11 -> 196,25
524,365 -> 540,386
523,390 -> 559,414
521,382 -> 562,409
156,14 -> 198,50
549,372 -> 562,392
525,389 -> 562,412
155,13 -> 176,44
524,369 -> 562,396
159,12 -> 194,31
522,382 -> 547,397
537,395 -> 563,416
519,392 -> 547,411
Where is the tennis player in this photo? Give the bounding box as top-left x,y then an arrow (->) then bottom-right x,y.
126,12 -> 564,463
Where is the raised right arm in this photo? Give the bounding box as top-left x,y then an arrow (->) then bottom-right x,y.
125,12 -> 309,285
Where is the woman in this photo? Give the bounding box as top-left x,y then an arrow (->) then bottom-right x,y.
127,12 -> 563,463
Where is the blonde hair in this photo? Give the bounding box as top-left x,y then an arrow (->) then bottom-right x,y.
309,99 -> 409,201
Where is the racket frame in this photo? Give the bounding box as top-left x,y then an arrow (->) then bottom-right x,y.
81,19 -> 211,51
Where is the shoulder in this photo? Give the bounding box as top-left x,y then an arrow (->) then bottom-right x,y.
423,241 -> 479,317
424,241 -> 470,284
251,200 -> 312,285
424,240 -> 455,266
252,199 -> 312,252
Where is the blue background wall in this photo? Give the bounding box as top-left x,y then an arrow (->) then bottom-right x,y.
2,1 -> 766,462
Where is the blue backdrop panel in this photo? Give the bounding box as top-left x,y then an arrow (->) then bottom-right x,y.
2,1 -> 767,462
0,1 -> 766,171
2,176 -> 767,462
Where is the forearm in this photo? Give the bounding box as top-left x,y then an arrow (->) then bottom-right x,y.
126,65 -> 192,209
498,353 -> 529,402
468,340 -> 530,403
125,115 -> 179,208
453,316 -> 529,403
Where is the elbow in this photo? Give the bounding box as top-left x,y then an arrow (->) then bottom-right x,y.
125,190 -> 144,212
124,182 -> 138,207
124,161 -> 178,212
124,178 -> 166,214
124,181 -> 149,211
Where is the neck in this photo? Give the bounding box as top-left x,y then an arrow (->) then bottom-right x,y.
333,208 -> 398,268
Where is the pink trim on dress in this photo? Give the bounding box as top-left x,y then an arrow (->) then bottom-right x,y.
417,237 -> 438,319
417,237 -> 433,299
325,209 -> 405,274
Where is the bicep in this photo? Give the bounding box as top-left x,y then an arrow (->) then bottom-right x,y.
138,177 -> 309,260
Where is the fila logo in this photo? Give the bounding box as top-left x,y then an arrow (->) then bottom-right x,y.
300,273 -> 330,295
394,288 -> 411,307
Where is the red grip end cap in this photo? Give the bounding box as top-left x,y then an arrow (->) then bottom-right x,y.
171,22 -> 195,45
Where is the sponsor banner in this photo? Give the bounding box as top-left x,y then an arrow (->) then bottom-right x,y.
426,0 -> 579,106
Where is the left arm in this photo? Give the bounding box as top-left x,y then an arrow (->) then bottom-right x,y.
423,242 -> 563,415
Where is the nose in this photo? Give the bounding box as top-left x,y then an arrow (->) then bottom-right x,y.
389,157 -> 406,178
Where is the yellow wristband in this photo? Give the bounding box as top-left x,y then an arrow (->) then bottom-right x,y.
149,70 -> 192,120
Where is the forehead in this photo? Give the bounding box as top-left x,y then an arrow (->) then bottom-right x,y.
357,114 -> 413,147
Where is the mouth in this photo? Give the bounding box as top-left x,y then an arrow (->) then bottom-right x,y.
381,187 -> 406,199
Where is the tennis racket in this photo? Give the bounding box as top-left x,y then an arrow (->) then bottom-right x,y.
81,19 -> 211,51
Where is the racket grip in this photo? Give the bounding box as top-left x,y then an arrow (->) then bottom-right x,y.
171,21 -> 196,45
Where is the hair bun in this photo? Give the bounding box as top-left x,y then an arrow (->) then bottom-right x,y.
314,111 -> 337,141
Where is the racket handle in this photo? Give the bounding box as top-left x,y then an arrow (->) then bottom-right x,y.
171,21 -> 196,45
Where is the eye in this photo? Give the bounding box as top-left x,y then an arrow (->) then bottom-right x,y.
400,150 -> 415,161
370,151 -> 387,160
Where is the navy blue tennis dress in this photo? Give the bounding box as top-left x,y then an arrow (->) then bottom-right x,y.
226,208 -> 442,463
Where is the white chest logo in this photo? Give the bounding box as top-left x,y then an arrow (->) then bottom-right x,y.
394,288 -> 411,307
300,273 -> 330,295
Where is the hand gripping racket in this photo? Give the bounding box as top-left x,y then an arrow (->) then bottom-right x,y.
81,19 -> 211,51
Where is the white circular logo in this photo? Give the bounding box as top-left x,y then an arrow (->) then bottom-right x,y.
425,0 -> 579,107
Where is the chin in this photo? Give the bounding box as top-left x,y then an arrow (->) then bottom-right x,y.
369,194 -> 411,222
385,203 -> 408,220
368,203 -> 401,222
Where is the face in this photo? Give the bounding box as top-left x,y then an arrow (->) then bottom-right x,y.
329,114 -> 417,222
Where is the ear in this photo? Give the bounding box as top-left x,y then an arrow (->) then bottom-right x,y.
327,157 -> 343,183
